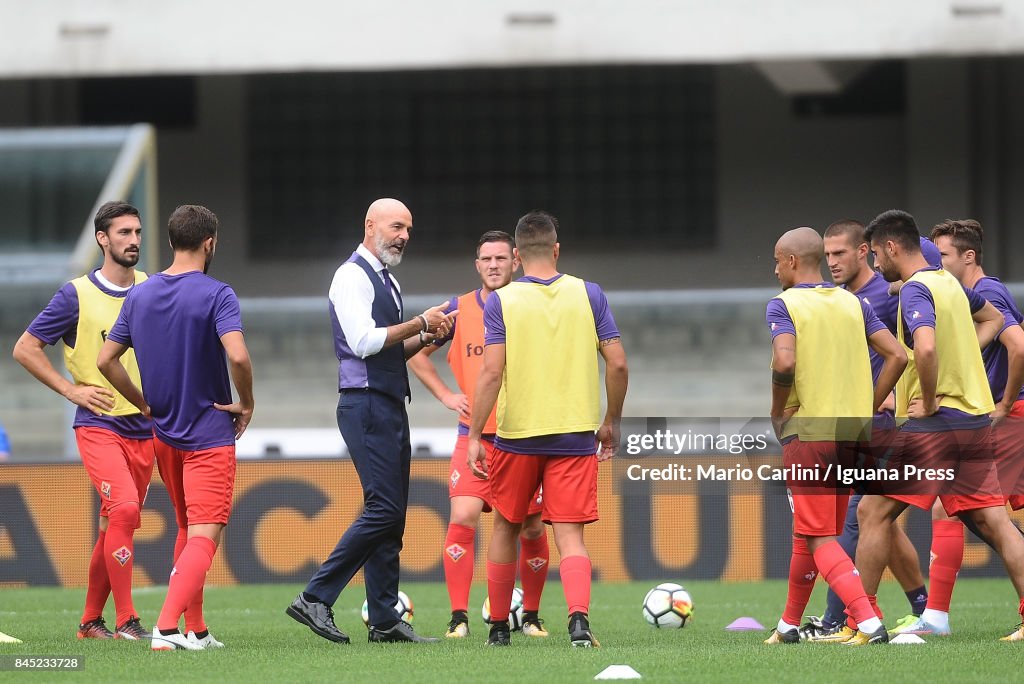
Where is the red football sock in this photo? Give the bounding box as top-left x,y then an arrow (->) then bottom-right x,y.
868,594 -> 883,620
559,555 -> 592,616
104,503 -> 139,626
927,519 -> 964,612
443,523 -> 476,613
486,560 -> 517,622
184,587 -> 207,634
782,535 -> 817,626
81,528 -> 110,623
519,534 -> 549,612
172,527 -> 187,561
172,528 -> 207,633
157,535 -> 216,631
1019,598 -> 1024,620
813,539 -> 875,626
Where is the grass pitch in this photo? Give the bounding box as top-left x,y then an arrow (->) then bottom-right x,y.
1,579 -> 1021,683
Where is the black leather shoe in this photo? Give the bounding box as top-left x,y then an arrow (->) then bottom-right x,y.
286,594 -> 350,644
367,620 -> 439,643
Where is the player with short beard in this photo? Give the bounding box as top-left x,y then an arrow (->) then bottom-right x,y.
857,209 -> 1024,642
14,201 -> 154,642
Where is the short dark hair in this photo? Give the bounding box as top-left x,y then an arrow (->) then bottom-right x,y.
823,219 -> 865,245
514,210 -> 558,258
931,219 -> 984,265
476,230 -> 515,257
94,201 -> 140,234
864,209 -> 920,253
168,204 -> 218,251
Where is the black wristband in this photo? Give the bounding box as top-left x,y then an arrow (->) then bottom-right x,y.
771,370 -> 795,387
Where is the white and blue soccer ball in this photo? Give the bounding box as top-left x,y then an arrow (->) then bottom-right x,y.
482,586 -> 525,631
642,582 -> 693,628
361,590 -> 414,627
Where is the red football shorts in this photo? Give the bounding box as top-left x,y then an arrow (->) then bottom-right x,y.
783,438 -> 850,537
75,426 -> 154,523
488,448 -> 597,524
451,435 -> 542,516
996,400 -> 1024,509
885,426 -> 1003,516
154,437 -> 236,526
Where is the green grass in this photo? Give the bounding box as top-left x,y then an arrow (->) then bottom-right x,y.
1,579 -> 1022,682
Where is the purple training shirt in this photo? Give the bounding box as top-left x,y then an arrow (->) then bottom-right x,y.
848,273 -> 899,428
973,276 -> 1024,404
26,270 -> 152,439
108,271 -> 243,451
482,274 -> 620,455
850,272 -> 898,385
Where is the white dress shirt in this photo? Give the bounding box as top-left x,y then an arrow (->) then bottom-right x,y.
329,244 -> 403,359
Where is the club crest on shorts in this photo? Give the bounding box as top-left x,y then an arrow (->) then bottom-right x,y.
526,556 -> 547,573
446,543 -> 466,562
111,545 -> 132,567
101,481 -> 112,498
450,470 -> 461,488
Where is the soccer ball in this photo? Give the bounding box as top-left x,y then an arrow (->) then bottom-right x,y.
361,590 -> 414,628
642,582 -> 693,628
482,586 -> 525,631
